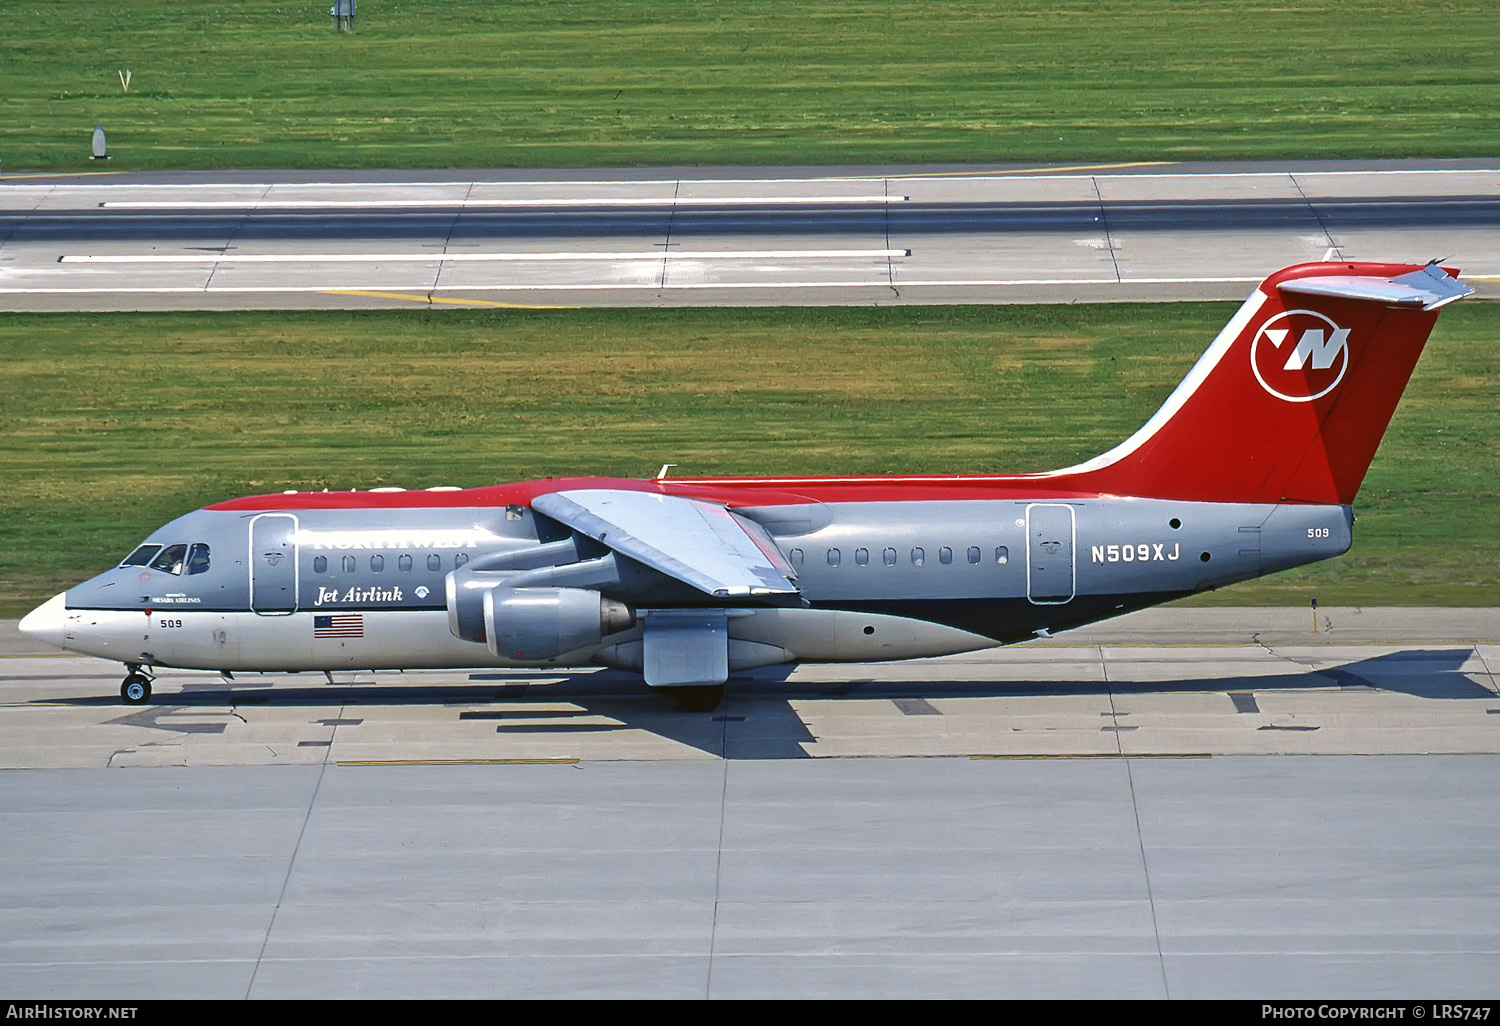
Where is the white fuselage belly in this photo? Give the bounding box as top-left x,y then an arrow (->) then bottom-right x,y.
57,608 -> 484,671
55,605 -> 995,672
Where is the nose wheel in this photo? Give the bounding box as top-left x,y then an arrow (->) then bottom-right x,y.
120,668 -> 153,704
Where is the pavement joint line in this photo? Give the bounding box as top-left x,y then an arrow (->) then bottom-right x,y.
203,184 -> 258,293
430,181 -> 472,297
1089,177 -> 1123,284
247,736 -> 327,998
1289,171 -> 1344,261
1473,645 -> 1500,696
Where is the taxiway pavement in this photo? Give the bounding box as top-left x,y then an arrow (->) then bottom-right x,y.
3,607 -> 1498,998
2,606 -> 1497,767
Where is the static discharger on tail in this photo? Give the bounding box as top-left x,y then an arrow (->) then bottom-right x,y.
19,262 -> 1472,711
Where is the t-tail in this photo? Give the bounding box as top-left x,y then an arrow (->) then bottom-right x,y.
1043,261 -> 1471,504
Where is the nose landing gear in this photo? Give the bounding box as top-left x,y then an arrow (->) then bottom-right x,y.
120,666 -> 154,704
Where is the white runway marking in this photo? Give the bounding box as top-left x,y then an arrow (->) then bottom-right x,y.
0,275 -> 1269,295
98,195 -> 908,210
59,248 -> 910,263
7,165 -> 1499,192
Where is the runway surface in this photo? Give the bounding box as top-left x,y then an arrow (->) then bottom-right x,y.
4,606 -> 1499,998
3,159 -> 1499,309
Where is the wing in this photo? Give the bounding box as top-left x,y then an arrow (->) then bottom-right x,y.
530,488 -> 802,600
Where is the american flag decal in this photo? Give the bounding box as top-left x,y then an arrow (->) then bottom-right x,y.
314,613 -> 364,639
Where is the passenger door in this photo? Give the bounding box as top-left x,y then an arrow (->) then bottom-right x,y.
249,514 -> 299,615
1026,503 -> 1075,604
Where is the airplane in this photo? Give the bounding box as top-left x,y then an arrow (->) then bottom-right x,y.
18,260 -> 1471,711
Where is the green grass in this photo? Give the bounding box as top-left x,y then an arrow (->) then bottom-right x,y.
3,1 -> 1499,172
1,302 -> 1495,614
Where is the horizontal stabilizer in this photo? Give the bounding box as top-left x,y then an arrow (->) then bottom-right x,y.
532,489 -> 801,600
1280,263 -> 1472,310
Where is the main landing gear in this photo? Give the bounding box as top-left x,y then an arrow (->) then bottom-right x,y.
666,684 -> 726,713
120,666 -> 154,704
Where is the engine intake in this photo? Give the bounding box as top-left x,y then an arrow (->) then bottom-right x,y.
446,571 -> 507,643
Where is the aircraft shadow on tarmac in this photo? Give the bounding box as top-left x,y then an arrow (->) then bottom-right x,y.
44,647 -> 1497,760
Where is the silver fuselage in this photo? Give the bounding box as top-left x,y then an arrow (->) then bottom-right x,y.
38,496 -> 1350,674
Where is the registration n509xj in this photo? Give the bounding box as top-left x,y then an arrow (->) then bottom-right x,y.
1090,542 -> 1181,564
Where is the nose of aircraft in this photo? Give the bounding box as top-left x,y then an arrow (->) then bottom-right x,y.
18,592 -> 68,649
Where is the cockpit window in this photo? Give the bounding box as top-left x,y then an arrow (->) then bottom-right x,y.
120,544 -> 162,568
149,543 -> 188,575
186,543 -> 211,575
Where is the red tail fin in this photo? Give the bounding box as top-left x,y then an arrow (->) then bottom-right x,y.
1051,261 -> 1469,505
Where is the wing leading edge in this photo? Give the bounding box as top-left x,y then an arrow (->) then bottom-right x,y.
531,489 -> 802,600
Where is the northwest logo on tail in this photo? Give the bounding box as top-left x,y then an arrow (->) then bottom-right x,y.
1250,309 -> 1350,402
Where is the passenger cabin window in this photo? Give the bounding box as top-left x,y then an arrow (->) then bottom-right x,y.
855,548 -> 869,566
911,547 -> 924,566
398,554 -> 413,572
120,544 -> 161,568
967,546 -> 981,564
186,543 -> 211,575
995,546 -> 1009,565
939,546 -> 953,565
343,555 -> 356,574
149,544 -> 187,575
455,552 -> 469,569
828,548 -> 841,567
790,548 -> 804,567
313,556 -> 328,574
370,555 -> 385,572
883,548 -> 897,566
427,554 -> 441,572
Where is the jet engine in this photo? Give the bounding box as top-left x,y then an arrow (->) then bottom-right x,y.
483,586 -> 634,662
445,570 -> 506,643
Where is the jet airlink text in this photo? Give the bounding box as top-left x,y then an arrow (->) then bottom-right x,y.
315,585 -> 405,605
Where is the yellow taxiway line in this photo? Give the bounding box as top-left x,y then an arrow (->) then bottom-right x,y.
337,758 -> 580,766
320,289 -> 571,309
873,160 -> 1176,180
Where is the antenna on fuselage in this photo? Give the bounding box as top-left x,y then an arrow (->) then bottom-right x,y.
656,464 -> 676,480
